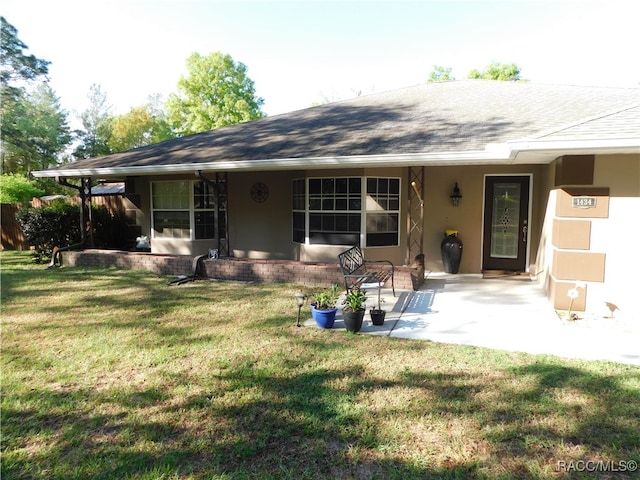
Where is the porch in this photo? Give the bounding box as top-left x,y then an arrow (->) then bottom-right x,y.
59,249 -> 424,291
303,273 -> 640,365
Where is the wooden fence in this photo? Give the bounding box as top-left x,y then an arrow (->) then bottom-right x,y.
29,195 -> 127,214
1,204 -> 25,250
1,196 -> 128,251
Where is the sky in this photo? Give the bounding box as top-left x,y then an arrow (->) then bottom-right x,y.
4,0 -> 640,127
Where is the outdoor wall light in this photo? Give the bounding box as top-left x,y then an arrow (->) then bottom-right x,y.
295,292 -> 308,327
450,182 -> 462,207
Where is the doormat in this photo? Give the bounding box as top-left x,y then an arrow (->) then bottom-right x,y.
482,270 -> 532,281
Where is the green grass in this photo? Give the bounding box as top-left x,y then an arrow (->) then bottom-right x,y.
2,250 -> 639,479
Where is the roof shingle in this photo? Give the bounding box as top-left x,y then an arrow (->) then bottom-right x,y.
42,80 -> 640,174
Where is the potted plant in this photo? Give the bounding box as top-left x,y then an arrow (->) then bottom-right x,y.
369,286 -> 386,325
310,284 -> 340,329
341,286 -> 367,333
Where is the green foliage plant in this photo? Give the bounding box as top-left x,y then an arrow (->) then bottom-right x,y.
16,200 -> 130,262
312,284 -> 340,310
342,285 -> 367,312
0,174 -> 44,203
16,201 -> 81,262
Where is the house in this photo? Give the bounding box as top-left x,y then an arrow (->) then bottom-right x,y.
32,80 -> 640,316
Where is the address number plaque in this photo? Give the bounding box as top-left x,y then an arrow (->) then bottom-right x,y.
572,197 -> 597,208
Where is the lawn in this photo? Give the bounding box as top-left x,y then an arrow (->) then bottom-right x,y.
2,251 -> 639,479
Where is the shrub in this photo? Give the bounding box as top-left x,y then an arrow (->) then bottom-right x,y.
16,200 -> 131,263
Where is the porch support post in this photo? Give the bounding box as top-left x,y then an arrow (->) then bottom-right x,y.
216,172 -> 230,257
407,166 -> 424,265
196,170 -> 230,257
78,179 -> 86,246
57,176 -> 86,247
83,177 -> 95,248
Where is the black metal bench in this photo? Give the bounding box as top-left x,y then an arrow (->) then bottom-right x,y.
338,246 -> 395,296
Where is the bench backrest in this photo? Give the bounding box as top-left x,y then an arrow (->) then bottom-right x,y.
338,246 -> 365,275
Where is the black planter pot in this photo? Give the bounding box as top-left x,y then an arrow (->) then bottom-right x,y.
441,234 -> 463,274
369,309 -> 386,325
343,309 -> 365,332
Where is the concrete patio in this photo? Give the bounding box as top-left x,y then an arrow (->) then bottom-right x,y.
304,273 -> 640,366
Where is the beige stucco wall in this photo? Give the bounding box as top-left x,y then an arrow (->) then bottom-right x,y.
137,168 -> 408,263
587,154 -> 640,316
131,171 -> 305,258
535,153 -> 639,320
531,161 -> 557,294
127,176 -> 151,237
228,167 -> 408,265
423,164 -> 546,273
134,153 -> 638,324
229,170 -> 300,260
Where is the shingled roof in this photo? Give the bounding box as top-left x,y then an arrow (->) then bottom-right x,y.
33,80 -> 640,178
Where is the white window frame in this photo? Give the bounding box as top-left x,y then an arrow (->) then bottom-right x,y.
365,177 -> 401,248
292,176 -> 401,248
151,180 -> 217,240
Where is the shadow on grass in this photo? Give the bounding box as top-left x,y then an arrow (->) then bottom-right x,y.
2,387 -> 189,480
2,261 -> 287,352
3,255 -> 639,479
504,363 -> 640,448
4,348 -> 640,478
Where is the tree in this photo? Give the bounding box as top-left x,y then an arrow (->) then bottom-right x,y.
23,83 -> 71,171
108,98 -> 174,152
146,93 -> 175,144
427,65 -> 454,83
73,84 -> 113,159
468,62 -> 523,81
1,16 -> 51,173
166,52 -> 265,136
2,83 -> 71,175
0,16 -> 49,100
29,83 -> 72,170
0,174 -> 44,203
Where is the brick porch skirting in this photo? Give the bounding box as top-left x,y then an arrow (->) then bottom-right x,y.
61,250 -> 424,291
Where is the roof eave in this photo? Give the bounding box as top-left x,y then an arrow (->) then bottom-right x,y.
507,137 -> 640,160
31,137 -> 640,179
30,151 -> 509,178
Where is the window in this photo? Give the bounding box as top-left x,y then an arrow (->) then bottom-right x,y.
308,177 -> 361,245
292,179 -> 306,243
152,180 -> 220,240
193,182 -> 216,240
366,178 -> 400,247
292,177 -> 400,247
152,181 -> 190,238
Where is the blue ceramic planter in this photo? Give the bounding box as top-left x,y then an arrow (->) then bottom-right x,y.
310,305 -> 338,329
